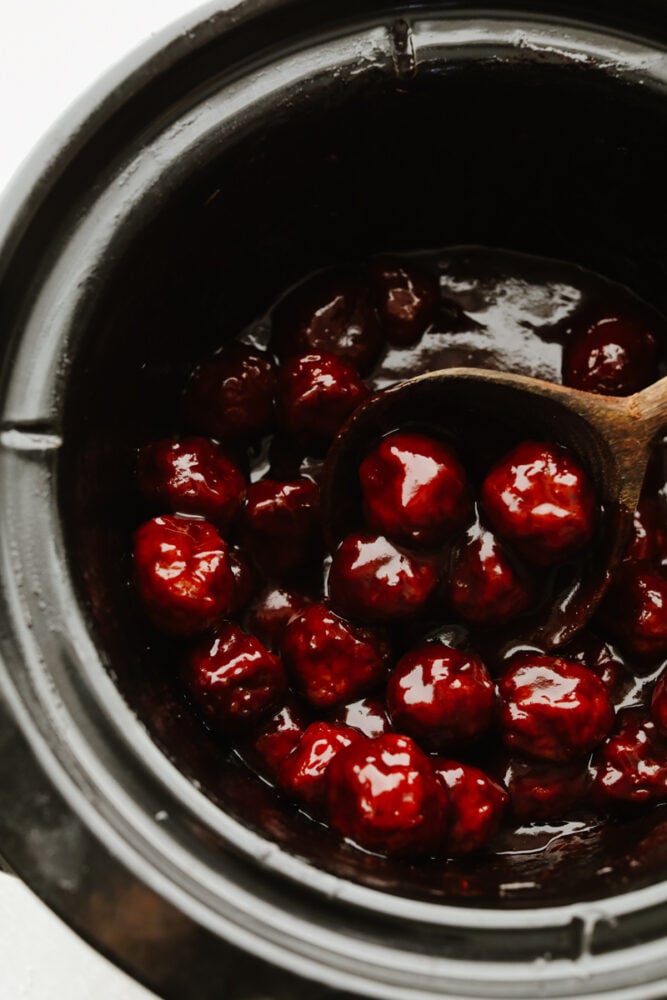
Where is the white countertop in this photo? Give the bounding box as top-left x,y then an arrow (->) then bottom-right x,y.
0,3 -> 222,997
0,873 -> 156,999
0,0 -> 221,191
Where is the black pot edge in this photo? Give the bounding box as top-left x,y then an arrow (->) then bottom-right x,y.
2,2 -> 667,999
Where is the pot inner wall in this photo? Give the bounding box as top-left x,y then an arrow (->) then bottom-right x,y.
58,24 -> 667,907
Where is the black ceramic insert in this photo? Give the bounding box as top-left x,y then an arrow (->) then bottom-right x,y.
62,32 -> 667,904
1,4 -> 667,999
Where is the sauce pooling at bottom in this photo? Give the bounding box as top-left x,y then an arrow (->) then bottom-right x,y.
132,246 -> 667,860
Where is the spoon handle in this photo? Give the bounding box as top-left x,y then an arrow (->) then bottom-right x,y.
411,370 -> 666,512
612,375 -> 667,509
555,376 -> 666,514
632,374 -> 667,440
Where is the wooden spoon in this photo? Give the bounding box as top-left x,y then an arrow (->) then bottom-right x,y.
321,368 -> 667,650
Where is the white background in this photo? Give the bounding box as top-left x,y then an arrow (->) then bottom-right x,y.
0,0 -> 223,192
0,3 -> 223,997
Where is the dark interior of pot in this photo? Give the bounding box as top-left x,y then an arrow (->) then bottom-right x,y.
59,51 -> 667,906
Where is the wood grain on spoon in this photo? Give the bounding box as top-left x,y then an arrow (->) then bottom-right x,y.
322,368 -> 667,651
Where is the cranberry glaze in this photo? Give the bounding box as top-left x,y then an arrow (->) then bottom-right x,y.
132,247 -> 667,862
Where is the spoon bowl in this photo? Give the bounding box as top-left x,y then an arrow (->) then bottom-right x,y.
322,368 -> 667,650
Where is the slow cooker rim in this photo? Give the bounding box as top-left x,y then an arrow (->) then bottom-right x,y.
2,2 -> 667,998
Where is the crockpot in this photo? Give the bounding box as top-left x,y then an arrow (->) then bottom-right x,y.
1,1 -> 667,997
